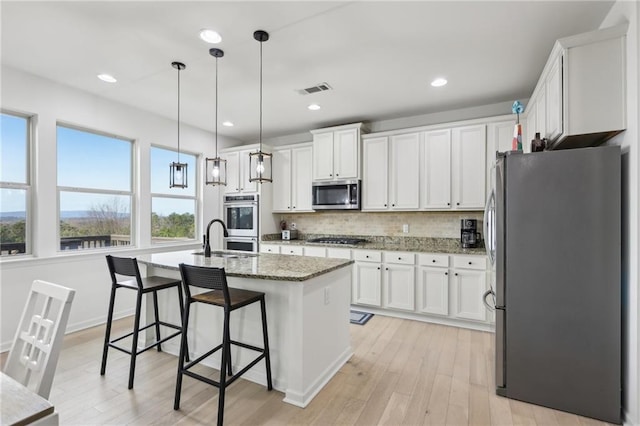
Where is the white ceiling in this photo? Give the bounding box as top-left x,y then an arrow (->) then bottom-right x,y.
1,1 -> 614,142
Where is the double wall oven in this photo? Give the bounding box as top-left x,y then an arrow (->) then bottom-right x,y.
223,194 -> 259,252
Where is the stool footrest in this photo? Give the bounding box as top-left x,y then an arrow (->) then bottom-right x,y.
181,352 -> 267,388
230,339 -> 264,353
109,320 -> 181,345
108,329 -> 182,356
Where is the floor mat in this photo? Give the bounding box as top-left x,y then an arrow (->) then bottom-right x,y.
350,310 -> 374,325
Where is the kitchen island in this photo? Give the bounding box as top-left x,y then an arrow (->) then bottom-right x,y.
137,250 -> 354,408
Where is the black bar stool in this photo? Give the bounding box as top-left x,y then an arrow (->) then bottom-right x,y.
101,255 -> 187,389
174,264 -> 272,426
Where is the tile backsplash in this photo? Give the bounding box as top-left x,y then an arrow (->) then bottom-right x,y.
277,211 -> 484,239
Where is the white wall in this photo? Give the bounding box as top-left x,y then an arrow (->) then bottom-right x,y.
600,2 -> 640,424
0,67 -> 239,351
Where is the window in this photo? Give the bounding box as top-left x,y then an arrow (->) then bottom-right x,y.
57,125 -> 133,251
0,112 -> 31,256
150,146 -> 197,244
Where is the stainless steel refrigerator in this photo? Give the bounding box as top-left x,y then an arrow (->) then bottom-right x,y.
484,146 -> 621,424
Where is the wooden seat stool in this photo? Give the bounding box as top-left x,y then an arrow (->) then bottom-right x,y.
174,263 -> 273,426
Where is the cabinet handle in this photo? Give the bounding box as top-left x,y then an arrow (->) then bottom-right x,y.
330,174 -> 333,177
377,267 -> 380,270
447,202 -> 450,206
392,204 -> 395,207
432,259 -> 436,263
398,257 -> 402,260
468,261 -> 472,265
293,206 -> 296,209
236,188 -> 239,191
366,255 -> 369,258
455,273 -> 458,276
385,267 -> 389,271
336,173 -> 339,176
456,202 -> 460,206
384,204 -> 387,207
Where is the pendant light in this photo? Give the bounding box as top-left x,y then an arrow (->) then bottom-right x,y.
205,48 -> 227,186
249,30 -> 272,183
170,61 -> 188,188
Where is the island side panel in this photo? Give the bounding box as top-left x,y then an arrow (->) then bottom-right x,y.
283,265 -> 353,407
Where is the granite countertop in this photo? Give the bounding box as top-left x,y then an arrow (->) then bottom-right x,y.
137,250 -> 354,282
262,234 -> 487,256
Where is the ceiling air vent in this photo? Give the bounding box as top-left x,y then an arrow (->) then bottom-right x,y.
298,82 -> 332,95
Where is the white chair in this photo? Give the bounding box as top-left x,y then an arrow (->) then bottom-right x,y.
4,280 -> 75,399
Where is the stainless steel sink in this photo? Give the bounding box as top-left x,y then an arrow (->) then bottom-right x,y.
192,251 -> 257,258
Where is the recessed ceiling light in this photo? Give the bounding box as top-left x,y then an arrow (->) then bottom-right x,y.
222,121 -> 234,127
97,74 -> 117,83
431,78 -> 447,87
199,29 -> 222,44
308,104 -> 321,111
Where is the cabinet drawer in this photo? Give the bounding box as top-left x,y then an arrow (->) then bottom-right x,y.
353,250 -> 382,263
327,247 -> 351,260
383,251 -> 415,265
260,244 -> 280,254
304,246 -> 327,257
417,253 -> 449,267
452,255 -> 487,270
282,246 -> 304,256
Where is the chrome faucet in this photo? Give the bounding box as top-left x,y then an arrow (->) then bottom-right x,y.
204,219 -> 229,257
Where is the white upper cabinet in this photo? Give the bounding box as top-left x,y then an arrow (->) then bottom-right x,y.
223,148 -> 258,194
272,144 -> 312,213
362,133 -> 420,211
451,124 -> 486,209
389,133 -> 420,210
421,129 -> 452,209
362,137 -> 389,210
312,132 -> 334,180
291,146 -> 313,211
545,53 -> 562,141
523,24 -> 627,150
272,149 -> 291,211
486,120 -> 515,193
311,123 -> 363,181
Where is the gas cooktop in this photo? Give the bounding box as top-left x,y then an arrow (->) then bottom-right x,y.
307,237 -> 367,245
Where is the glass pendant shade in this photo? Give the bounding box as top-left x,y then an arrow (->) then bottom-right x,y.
205,48 -> 227,187
205,156 -> 227,185
249,29 -> 272,184
249,150 -> 272,183
170,61 -> 188,189
170,162 -> 188,188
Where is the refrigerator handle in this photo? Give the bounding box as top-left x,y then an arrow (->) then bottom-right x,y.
483,189 -> 496,265
483,289 -> 496,311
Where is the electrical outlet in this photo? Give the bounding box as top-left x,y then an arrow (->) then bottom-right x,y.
291,222 -> 297,230
324,287 -> 330,305
402,224 -> 409,233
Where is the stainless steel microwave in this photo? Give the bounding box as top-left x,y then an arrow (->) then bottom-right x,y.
312,179 -> 361,210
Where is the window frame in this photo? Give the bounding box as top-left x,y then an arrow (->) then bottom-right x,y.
149,144 -> 199,245
56,122 -> 135,252
0,110 -> 33,257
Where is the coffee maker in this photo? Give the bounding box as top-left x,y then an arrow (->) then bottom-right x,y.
461,219 -> 481,248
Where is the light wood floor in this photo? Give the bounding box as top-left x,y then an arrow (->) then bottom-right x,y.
3,315 -> 613,425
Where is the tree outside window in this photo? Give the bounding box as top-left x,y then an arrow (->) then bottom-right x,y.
57,125 -> 133,250
150,146 -> 197,244
0,112 -> 31,256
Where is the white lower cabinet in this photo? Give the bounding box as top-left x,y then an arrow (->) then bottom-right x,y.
382,251 -> 415,312
260,244 -> 491,329
353,250 -> 382,306
416,253 -> 449,315
451,255 -> 488,322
